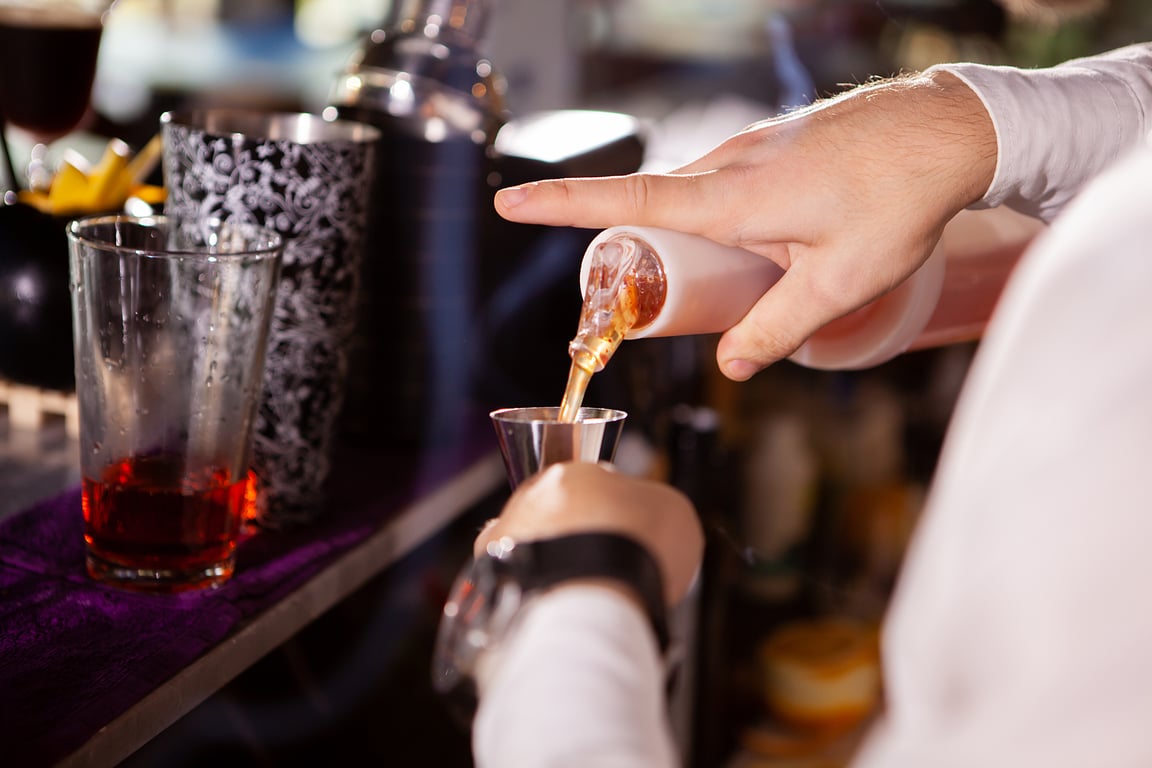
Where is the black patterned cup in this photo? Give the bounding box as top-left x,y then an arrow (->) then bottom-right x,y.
161,109 -> 380,529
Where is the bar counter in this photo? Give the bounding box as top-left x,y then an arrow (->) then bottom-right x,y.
0,414 -> 504,767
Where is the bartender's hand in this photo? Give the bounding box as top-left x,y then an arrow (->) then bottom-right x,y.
475,462 -> 703,606
494,71 -> 996,381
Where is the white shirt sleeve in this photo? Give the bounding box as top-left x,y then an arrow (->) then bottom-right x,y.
930,43 -> 1152,222
854,136 -> 1152,766
473,586 -> 678,768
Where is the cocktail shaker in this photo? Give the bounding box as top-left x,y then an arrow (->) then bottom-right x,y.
328,0 -> 505,448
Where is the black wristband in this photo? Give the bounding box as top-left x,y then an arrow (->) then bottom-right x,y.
507,532 -> 670,653
432,530 -> 671,726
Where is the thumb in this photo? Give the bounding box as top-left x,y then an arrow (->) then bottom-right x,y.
715,260 -> 847,380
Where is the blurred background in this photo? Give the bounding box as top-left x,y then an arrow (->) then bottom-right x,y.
5,0 -> 1152,765
81,0 -> 1152,127
82,0 -> 1152,141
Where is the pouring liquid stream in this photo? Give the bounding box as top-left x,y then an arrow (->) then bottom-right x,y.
558,236 -> 665,422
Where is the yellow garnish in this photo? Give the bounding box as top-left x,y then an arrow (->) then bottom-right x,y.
16,136 -> 167,216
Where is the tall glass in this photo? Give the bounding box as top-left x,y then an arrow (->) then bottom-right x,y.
67,215 -> 283,591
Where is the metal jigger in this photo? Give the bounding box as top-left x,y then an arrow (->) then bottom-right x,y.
489,407 -> 628,488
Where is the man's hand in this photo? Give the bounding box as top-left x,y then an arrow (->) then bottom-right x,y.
476,463 -> 704,606
494,71 -> 996,380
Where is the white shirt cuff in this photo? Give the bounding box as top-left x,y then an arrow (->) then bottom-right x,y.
473,585 -> 677,768
929,43 -> 1152,222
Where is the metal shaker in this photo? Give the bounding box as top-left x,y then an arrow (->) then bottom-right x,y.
328,0 -> 506,450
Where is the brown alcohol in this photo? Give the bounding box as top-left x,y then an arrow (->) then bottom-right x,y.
558,236 -> 665,422
82,454 -> 247,589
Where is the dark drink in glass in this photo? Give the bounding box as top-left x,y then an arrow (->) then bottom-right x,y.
0,6 -> 104,139
82,454 -> 248,592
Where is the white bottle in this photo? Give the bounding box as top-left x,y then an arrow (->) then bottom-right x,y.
578,226 -> 784,338
579,207 -> 1043,370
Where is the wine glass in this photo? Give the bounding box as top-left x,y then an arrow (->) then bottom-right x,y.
0,1 -> 117,390
0,0 -> 118,194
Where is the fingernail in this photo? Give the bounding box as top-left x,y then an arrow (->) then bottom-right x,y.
497,186 -> 527,208
724,359 -> 759,381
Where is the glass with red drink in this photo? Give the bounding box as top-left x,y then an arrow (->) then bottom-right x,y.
67,214 -> 283,591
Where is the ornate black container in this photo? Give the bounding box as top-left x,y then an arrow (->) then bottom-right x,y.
162,110 -> 380,529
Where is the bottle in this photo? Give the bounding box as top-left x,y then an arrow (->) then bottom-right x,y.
741,411 -> 819,602
580,206 -> 1044,370
577,226 -> 784,340
810,381 -> 924,620
559,227 -> 780,420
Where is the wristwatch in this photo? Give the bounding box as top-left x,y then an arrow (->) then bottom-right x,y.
431,531 -> 670,722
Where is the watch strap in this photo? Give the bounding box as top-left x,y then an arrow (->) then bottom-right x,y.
433,531 -> 673,726
511,532 -> 670,654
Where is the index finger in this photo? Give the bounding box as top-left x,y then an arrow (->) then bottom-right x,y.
494,171 -> 726,235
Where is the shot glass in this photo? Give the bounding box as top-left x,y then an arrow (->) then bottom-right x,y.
489,406 -> 628,489
67,214 -> 283,591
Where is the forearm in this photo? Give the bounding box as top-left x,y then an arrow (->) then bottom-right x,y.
931,43 -> 1152,222
473,586 -> 677,768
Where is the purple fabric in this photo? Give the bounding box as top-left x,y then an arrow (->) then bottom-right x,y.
0,424 -> 492,767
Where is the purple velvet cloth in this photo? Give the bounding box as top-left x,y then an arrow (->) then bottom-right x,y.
0,427 -> 492,767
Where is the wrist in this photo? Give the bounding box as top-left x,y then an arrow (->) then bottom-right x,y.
821,68 -> 998,221
917,68 -> 999,210
907,67 -> 999,211
433,532 -> 670,722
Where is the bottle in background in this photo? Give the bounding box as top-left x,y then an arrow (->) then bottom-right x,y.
740,411 -> 819,603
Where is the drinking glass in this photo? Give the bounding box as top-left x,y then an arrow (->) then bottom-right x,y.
67,214 -> 283,591
0,0 -> 118,191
